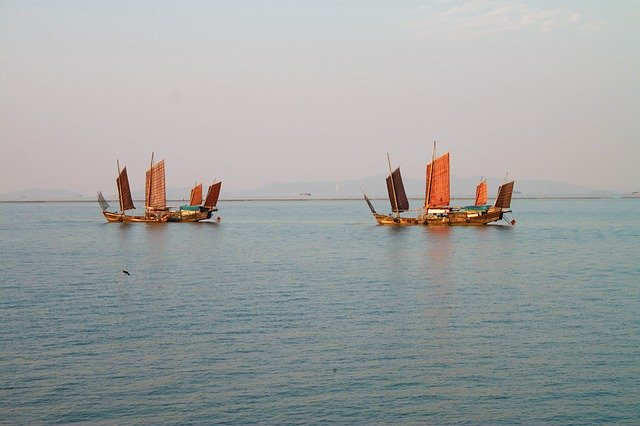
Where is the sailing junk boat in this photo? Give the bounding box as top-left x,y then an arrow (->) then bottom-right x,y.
366,154 -> 424,225
99,154 -> 222,223
365,143 -> 515,226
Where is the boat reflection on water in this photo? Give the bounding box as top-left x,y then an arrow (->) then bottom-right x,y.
423,226 -> 454,286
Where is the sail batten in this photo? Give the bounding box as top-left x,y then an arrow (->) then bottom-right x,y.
190,183 -> 203,206
495,181 -> 514,208
386,167 -> 409,213
116,167 -> 135,211
145,159 -> 166,210
425,152 -> 450,208
475,179 -> 488,206
204,181 -> 222,209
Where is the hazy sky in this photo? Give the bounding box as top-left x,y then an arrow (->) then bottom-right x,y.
1,0 -> 638,194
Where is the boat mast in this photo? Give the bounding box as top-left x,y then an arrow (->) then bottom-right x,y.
497,171 -> 509,199
387,153 -> 400,218
147,152 -> 154,212
116,159 -> 123,213
425,141 -> 437,210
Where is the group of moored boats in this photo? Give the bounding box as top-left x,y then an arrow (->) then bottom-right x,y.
363,142 -> 516,226
98,153 -> 221,223
98,143 -> 516,226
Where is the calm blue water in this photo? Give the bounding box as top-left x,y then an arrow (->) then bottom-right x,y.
1,199 -> 639,424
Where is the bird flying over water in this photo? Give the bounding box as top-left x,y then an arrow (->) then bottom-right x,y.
122,270 -> 130,276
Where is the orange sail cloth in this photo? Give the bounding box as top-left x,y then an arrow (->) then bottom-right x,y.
116,167 -> 135,211
386,167 -> 409,213
145,159 -> 166,210
189,183 -> 203,206
475,179 -> 488,206
494,181 -> 515,208
204,181 -> 222,209
425,152 -> 450,208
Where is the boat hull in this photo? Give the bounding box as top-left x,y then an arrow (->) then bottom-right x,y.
374,207 -> 507,226
102,208 -> 218,223
374,214 -> 425,226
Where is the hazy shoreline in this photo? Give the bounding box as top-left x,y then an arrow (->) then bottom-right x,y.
1,196 -> 634,204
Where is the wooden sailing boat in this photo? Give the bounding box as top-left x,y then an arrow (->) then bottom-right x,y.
365,142 -> 515,226
98,153 -> 222,223
369,154 -> 425,225
176,180 -> 222,222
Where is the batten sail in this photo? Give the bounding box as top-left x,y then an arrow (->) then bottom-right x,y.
204,181 -> 222,209
190,183 -> 203,206
494,181 -> 514,208
145,159 -> 166,210
116,167 -> 135,211
475,179 -> 488,206
363,192 -> 377,214
425,152 -> 450,208
386,167 -> 409,213
97,191 -> 110,212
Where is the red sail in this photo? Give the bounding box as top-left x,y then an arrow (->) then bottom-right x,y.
190,183 -> 203,206
494,181 -> 514,208
145,159 -> 166,210
425,152 -> 450,208
386,167 -> 409,213
475,179 -> 488,206
116,167 -> 135,211
204,181 -> 222,209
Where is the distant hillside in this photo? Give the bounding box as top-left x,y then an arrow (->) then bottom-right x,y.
0,188 -> 89,201
226,175 -> 618,198
1,178 -> 621,201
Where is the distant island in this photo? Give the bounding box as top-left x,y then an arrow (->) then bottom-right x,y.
0,176 -> 630,202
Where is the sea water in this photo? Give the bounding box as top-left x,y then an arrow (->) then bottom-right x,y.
1,199 -> 638,424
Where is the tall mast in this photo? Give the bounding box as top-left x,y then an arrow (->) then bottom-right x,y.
425,141 -> 437,210
147,152 -> 154,211
497,171 -> 509,198
387,153 -> 399,218
116,159 -> 123,213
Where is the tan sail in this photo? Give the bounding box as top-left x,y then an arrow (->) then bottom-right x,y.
475,179 -> 488,206
204,181 -> 222,209
495,181 -> 515,208
116,167 -> 135,211
190,183 -> 203,206
386,167 -> 409,213
97,191 -> 110,212
145,159 -> 166,210
425,152 -> 450,208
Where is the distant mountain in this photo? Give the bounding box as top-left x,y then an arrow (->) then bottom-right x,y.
0,187 -> 200,202
0,178 -> 621,202
226,175 -> 619,198
508,179 -> 616,197
0,188 -> 89,201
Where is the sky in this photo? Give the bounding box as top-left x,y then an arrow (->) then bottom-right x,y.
1,0 -> 639,194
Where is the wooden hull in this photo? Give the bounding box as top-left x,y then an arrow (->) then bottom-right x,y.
374,214 -> 424,226
102,208 -> 218,223
169,208 -> 217,222
374,207 -> 507,226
